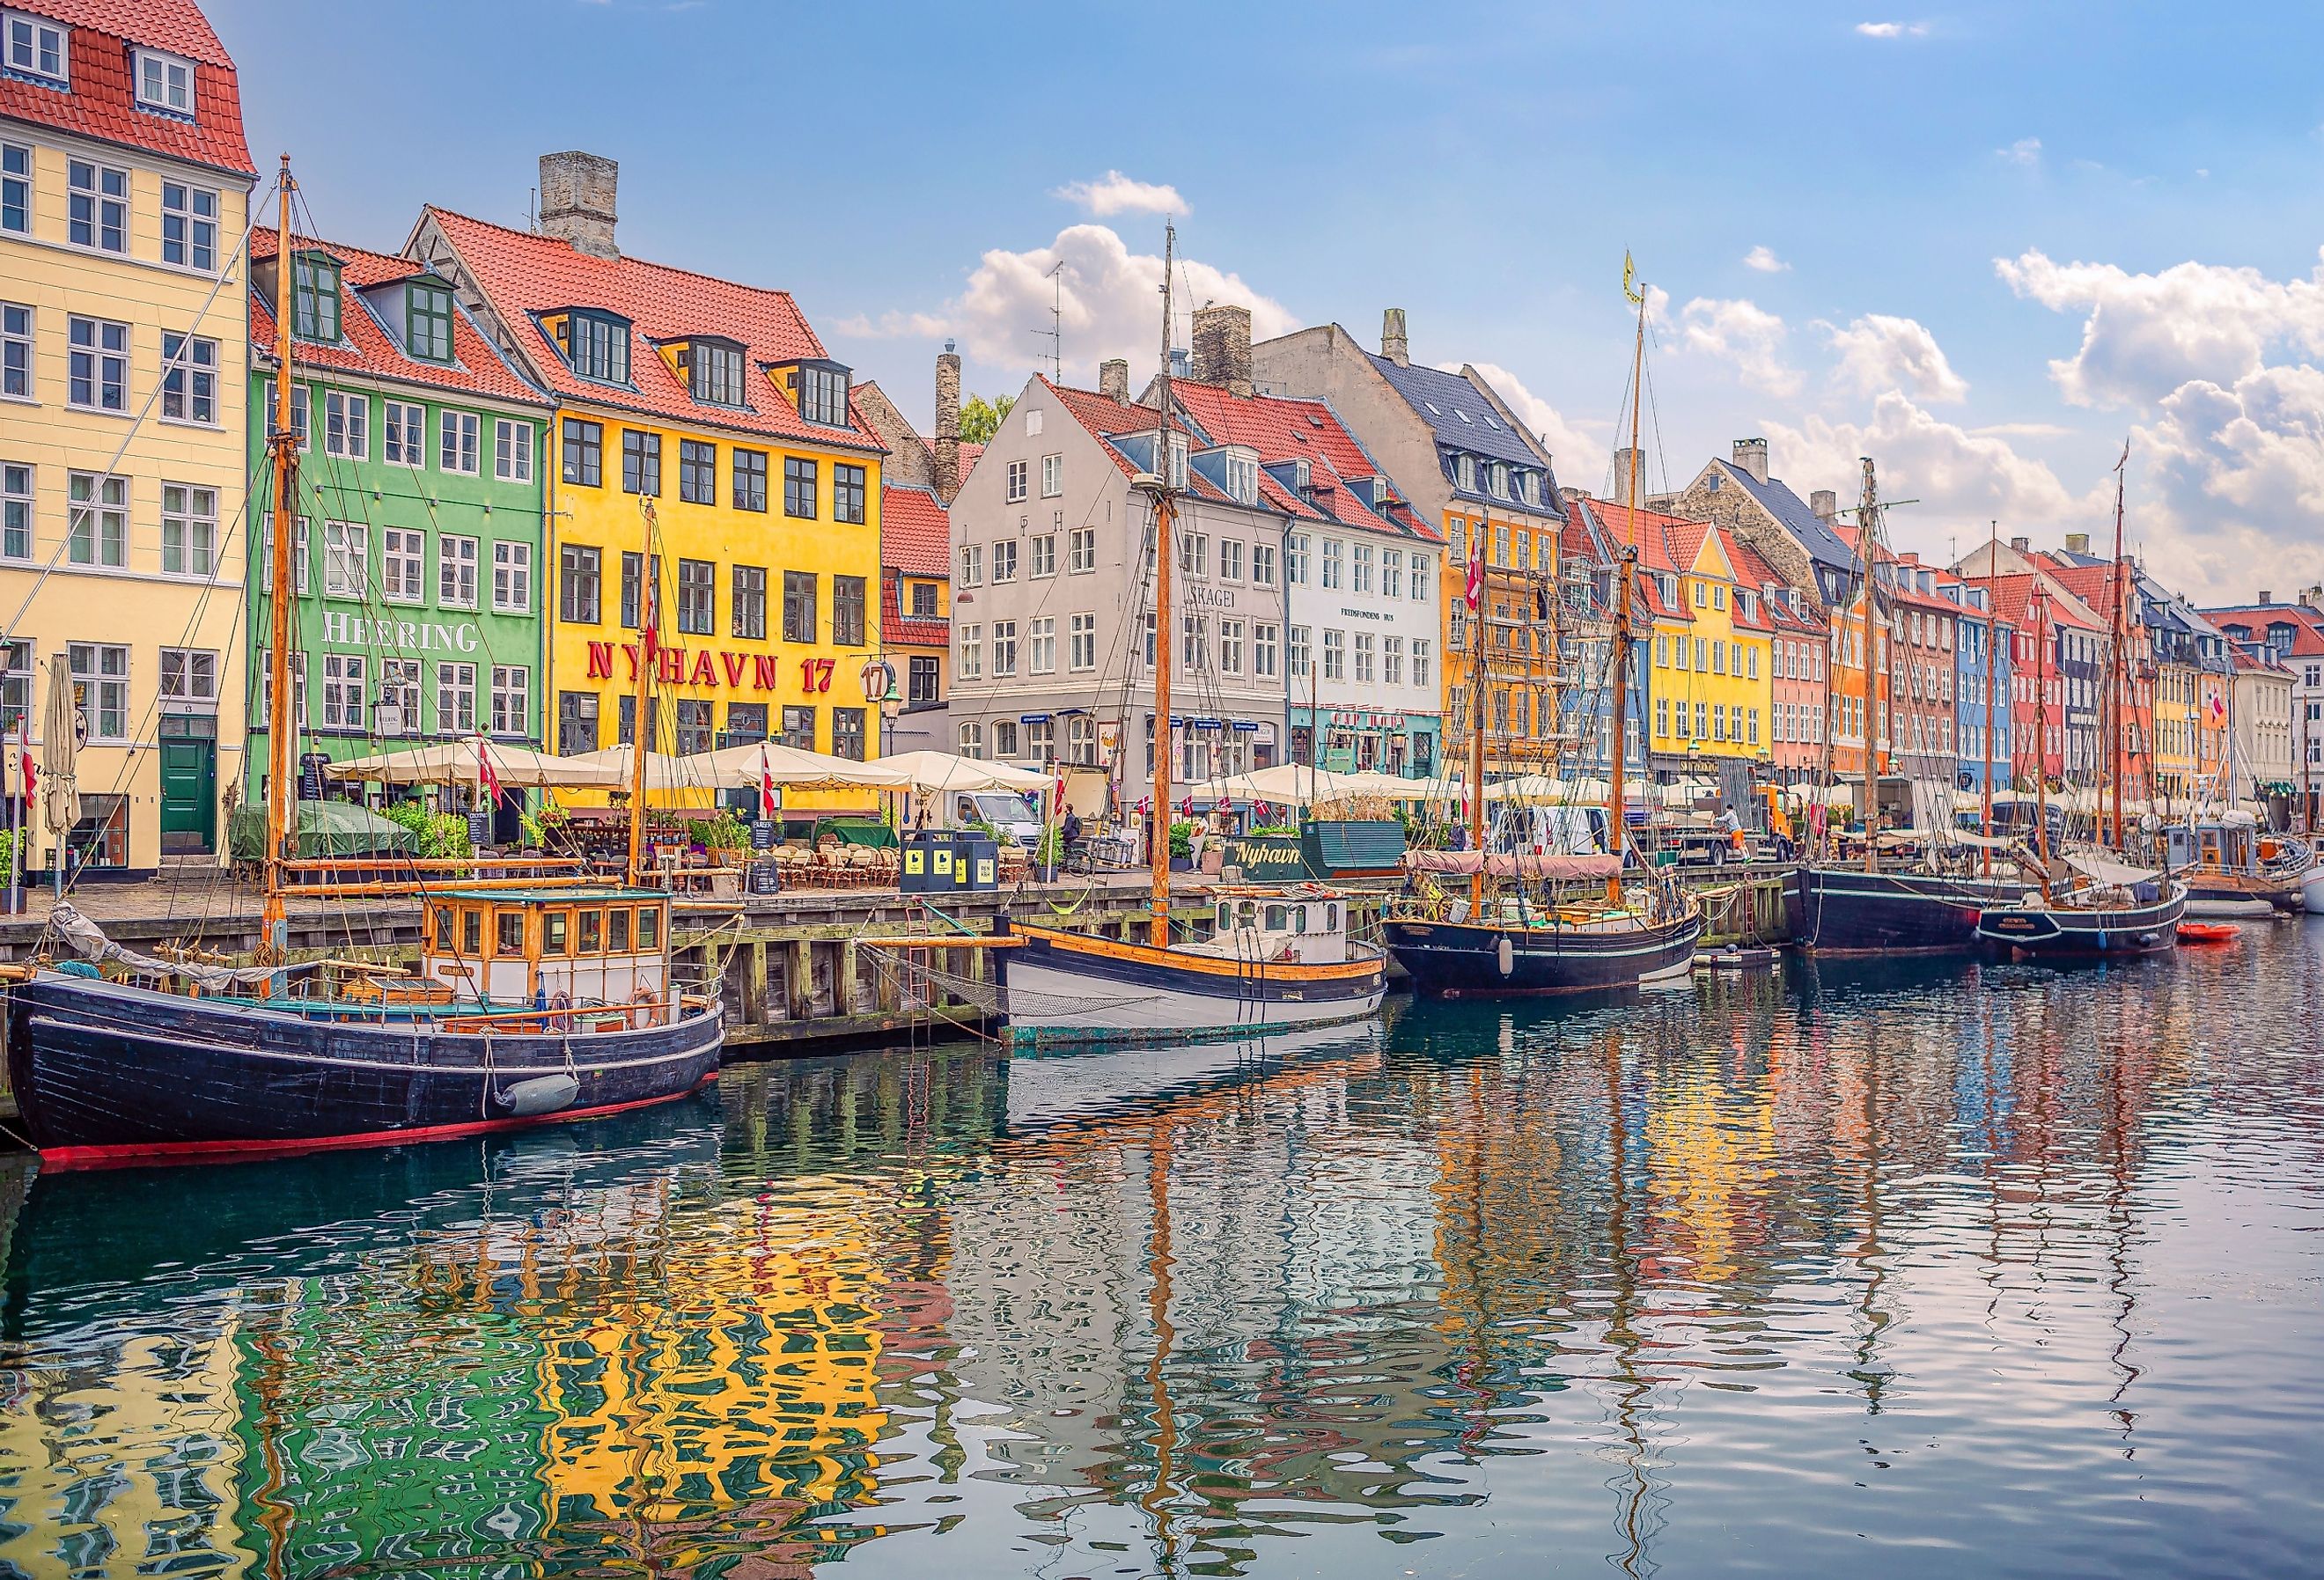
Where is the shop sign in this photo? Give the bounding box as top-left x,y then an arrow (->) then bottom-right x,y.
583,641 -> 817,693
320,612 -> 482,654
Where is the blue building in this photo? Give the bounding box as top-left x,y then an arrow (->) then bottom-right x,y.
1949,580 -> 2013,792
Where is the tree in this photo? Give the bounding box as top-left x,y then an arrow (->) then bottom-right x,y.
958,393 -> 1016,445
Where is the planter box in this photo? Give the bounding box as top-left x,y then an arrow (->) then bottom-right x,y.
1303,819 -> 1407,878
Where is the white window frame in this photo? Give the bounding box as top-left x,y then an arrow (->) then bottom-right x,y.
322,519 -> 367,599
1068,611 -> 1095,672
322,652 -> 366,731
438,661 -> 477,734
439,534 -> 479,610
160,180 -> 217,271
958,543 -> 982,588
1068,526 -> 1095,575
1,299 -> 29,400
66,471 -> 125,568
1005,459 -> 1028,503
494,418 -> 533,482
159,333 -> 218,425
1412,639 -> 1431,688
158,646 -> 217,709
957,623 -> 982,681
1254,621 -> 1278,680
380,658 -> 422,736
991,539 -> 1018,584
4,11 -> 67,86
1218,538 -> 1244,583
67,315 -> 129,412
0,143 -> 27,241
438,409 -> 480,475
1252,541 -> 1276,587
1320,538 -> 1343,591
490,665 -> 528,736
134,48 -> 195,114
383,401 -> 426,467
991,619 -> 1019,678
1412,555 -> 1432,604
69,642 -> 129,743
958,721 -> 983,760
1028,614 -> 1055,674
492,540 -> 532,614
1321,628 -> 1346,683
1040,453 -> 1062,497
159,482 -> 217,578
66,159 -> 127,254
1382,548 -> 1403,599
261,515 -> 313,596
324,390 -> 369,459
0,461 -> 28,561
1218,618 -> 1243,675
381,526 -> 424,604
1029,532 -> 1056,578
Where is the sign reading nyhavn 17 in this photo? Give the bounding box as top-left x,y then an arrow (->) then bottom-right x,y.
585,641 -> 839,694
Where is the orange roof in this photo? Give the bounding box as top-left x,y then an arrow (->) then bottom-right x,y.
1169,377 -> 1438,542
423,207 -> 882,452
0,0 -> 252,176
879,483 -> 950,578
250,227 -> 547,408
1989,572 -> 2102,634
879,575 -> 946,648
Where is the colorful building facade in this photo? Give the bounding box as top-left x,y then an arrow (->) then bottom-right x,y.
0,0 -> 255,871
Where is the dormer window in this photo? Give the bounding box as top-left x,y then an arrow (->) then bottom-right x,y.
134,48 -> 195,116
1166,433 -> 1188,493
290,252 -> 342,343
679,337 -> 746,407
1454,453 -> 1476,492
1519,471 -> 1541,507
795,364 -> 849,427
560,309 -> 629,386
1223,449 -> 1258,506
1488,460 -> 1510,500
1291,458 -> 1313,496
4,12 -> 67,87
407,280 -> 454,363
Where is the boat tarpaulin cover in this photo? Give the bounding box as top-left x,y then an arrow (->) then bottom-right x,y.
227,803 -> 420,862
1945,830 -> 2020,850
2064,850 -> 2161,887
48,902 -> 324,991
1405,850 -> 1622,880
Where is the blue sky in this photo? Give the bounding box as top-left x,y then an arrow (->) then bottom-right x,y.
209,0 -> 2324,599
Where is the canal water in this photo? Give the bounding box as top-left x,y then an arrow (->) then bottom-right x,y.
3,927 -> 2320,1578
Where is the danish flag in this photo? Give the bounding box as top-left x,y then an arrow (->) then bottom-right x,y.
476,737 -> 504,809
759,744 -> 778,819
1464,521 -> 1483,614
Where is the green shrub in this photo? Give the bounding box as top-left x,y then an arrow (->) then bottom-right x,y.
684,810 -> 751,852
1169,819 -> 1195,858
382,801 -> 473,860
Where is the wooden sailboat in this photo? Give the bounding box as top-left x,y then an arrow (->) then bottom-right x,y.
1383,257 -> 1702,996
4,160 -> 723,1167
997,224 -> 1386,1045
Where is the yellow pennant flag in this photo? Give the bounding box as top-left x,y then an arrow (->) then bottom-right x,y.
1623,251 -> 1644,305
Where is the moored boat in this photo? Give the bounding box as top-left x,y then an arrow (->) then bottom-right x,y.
1976,852 -> 2186,959
1783,863 -> 2029,954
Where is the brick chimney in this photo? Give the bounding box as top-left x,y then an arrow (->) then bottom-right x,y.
1098,357 -> 1129,402
1189,304 -> 1253,398
2010,536 -> 2030,554
2259,589 -> 2273,605
1612,448 -> 1645,503
2065,532 -> 2091,555
1381,308 -> 1410,368
1732,437 -> 1769,484
2303,584 -> 2324,612
1810,489 -> 1836,519
538,151 -> 618,260
933,342 -> 961,505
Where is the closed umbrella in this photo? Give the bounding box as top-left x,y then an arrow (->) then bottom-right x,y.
40,652 -> 78,886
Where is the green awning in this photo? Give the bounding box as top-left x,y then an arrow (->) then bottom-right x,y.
228,802 -> 421,862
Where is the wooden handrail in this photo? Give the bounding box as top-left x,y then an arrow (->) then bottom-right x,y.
283,856 -> 586,872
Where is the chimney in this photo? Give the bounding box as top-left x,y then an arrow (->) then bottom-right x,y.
2064,532 -> 2091,555
2259,589 -> 2273,606
538,151 -> 619,260
1381,307 -> 1410,368
2010,535 -> 2031,555
1189,304 -> 1253,398
2304,584 -> 2324,612
933,342 -> 961,505
1732,437 -> 1769,484
1098,358 -> 1129,402
1810,489 -> 1836,520
1561,486 -> 1592,504
1611,448 -> 1645,503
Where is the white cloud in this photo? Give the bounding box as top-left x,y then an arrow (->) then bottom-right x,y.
2133,367 -> 2324,599
1996,246 -> 2324,408
1679,297 -> 1799,396
838,223 -> 1294,386
1824,313 -> 1970,403
1743,246 -> 1790,274
1460,361 -> 1610,485
1855,19 -> 1927,37
1052,170 -> 1188,217
1999,136 -> 2042,167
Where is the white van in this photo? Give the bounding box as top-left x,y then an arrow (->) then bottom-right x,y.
947,790 -> 1043,848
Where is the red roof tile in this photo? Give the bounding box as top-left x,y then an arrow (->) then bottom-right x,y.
0,0 -> 252,175
2203,605 -> 2324,658
880,483 -> 950,578
423,207 -> 883,452
1988,572 -> 2102,634
250,227 -> 548,408
879,575 -> 947,647
1169,378 -> 1441,542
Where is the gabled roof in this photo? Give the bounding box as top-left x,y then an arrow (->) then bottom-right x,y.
0,0 -> 253,177
1567,497 -> 1697,623
1168,378 -> 1441,543
2201,604 -> 2324,658
420,207 -> 882,452
879,483 -> 950,578
1720,530 -> 1824,634
1705,459 -> 1857,574
250,228 -> 548,408
1365,356 -> 1549,470
1989,572 -> 2104,635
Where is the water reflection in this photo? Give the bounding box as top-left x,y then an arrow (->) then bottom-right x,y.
2,926 -> 2321,1576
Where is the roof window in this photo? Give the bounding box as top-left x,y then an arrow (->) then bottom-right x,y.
134,48 -> 195,116
792,363 -> 850,427
678,336 -> 746,408
290,252 -> 342,344
559,309 -> 630,386
1453,408 -> 1472,423
4,11 -> 66,88
407,279 -> 454,363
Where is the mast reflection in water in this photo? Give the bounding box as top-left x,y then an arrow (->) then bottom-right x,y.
3,927 -> 2322,1577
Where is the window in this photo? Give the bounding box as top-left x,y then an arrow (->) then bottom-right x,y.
1320,538 -> 1343,590
783,571 -> 817,643
1069,611 -> 1096,671
5,12 -> 65,85
957,544 -> 982,588
1055,525 -> 1092,575
1030,533 -> 1056,578
66,472 -> 125,567
958,721 -> 983,759
1219,618 -> 1244,674
564,311 -> 629,385
322,653 -> 365,731
158,647 -> 217,709
1289,625 -> 1310,680
669,437 -> 717,506
68,317 -> 127,411
619,553 -> 657,632
1353,543 -> 1374,594
1382,548 -> 1403,599
1287,533 -> 1309,584
563,417 -> 602,486
151,481 -> 214,578
159,333 -> 217,424
438,662 -> 476,733
70,643 -> 128,742
1177,533 -> 1208,577
379,659 -> 421,735
377,400 -> 424,466
833,575 -> 866,646
289,252 -> 342,341
621,429 -> 660,495
1028,615 -> 1055,673
494,419 -> 533,482
1322,628 -> 1346,682
783,456 -> 817,518
732,565 -> 766,640
1413,639 -> 1431,687
259,515 -> 311,594
493,541 -> 533,614
724,702 -> 768,744
733,448 -> 767,512
663,557 -> 714,636
1412,555 -> 1431,604
1254,622 -> 1279,679
685,338 -> 746,406
797,365 -> 849,427
560,545 -> 601,623
1252,540 -> 1276,587
135,47 -> 195,113
835,463 -> 867,524
992,539 -> 1019,584
320,520 -> 367,598
68,161 -> 127,254
439,534 -> 477,609
1385,636 -> 1404,686
908,655 -> 940,704
669,697 -> 713,754
439,410 -> 480,474
320,389 -> 369,459
780,705 -> 817,750
1,301 -> 26,398
1180,614 -> 1208,671
993,720 -> 1020,758
1210,537 -> 1241,583
1144,613 -> 1156,669
1657,697 -> 1671,738
0,463 -> 26,559
958,623 -> 982,680
0,143 -> 26,238
1354,631 -> 1375,683
1005,460 -> 1029,503
159,182 -> 218,271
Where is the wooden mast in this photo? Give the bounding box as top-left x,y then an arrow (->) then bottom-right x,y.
261,157 -> 298,958
1857,459 -> 1880,875
1147,224 -> 1176,948
1607,268 -> 1647,905
2034,584 -> 2051,871
1981,519 -> 1997,875
1467,501 -> 1487,916
625,499 -> 657,886
2108,442 -> 2129,852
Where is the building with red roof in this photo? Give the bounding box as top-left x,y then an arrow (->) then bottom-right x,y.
1727,532 -> 1830,785
2,0 -> 258,870
2203,592 -> 2324,824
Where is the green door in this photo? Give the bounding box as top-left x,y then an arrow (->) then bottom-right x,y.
158,721 -> 217,853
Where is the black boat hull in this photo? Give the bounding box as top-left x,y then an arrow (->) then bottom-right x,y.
1783,866 -> 2027,955
1385,910 -> 1704,996
4,974 -> 724,1168
1976,883 -> 2188,959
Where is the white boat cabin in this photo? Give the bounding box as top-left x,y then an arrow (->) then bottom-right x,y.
1191,886 -> 1354,964
423,887 -> 671,1007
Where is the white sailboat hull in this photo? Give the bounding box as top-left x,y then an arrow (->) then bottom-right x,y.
1000,925 -> 1386,1046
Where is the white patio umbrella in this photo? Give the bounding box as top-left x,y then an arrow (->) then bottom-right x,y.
324,736 -> 623,789
869,750 -> 1049,795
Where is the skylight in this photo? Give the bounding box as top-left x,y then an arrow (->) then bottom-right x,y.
1453,408 -> 1471,423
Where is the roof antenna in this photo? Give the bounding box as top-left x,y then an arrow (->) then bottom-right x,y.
1032,259 -> 1068,384
526,186 -> 537,234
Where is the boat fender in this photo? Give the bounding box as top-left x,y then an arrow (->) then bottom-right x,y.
1496,935 -> 1514,978
500,1073 -> 579,1117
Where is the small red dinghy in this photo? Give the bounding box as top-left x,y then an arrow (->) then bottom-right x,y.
2176,922 -> 2241,944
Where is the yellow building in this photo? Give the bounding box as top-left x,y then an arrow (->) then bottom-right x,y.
1656,523 -> 1768,765
412,155 -> 886,812
0,0 -> 255,872
2153,660 -> 2198,802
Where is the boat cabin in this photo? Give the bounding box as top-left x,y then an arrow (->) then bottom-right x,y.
1195,886 -> 1353,964
423,886 -> 672,1007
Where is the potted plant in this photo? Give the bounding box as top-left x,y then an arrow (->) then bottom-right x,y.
1167,819 -> 1195,871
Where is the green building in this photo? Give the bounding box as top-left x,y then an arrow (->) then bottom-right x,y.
246,225 -> 551,801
